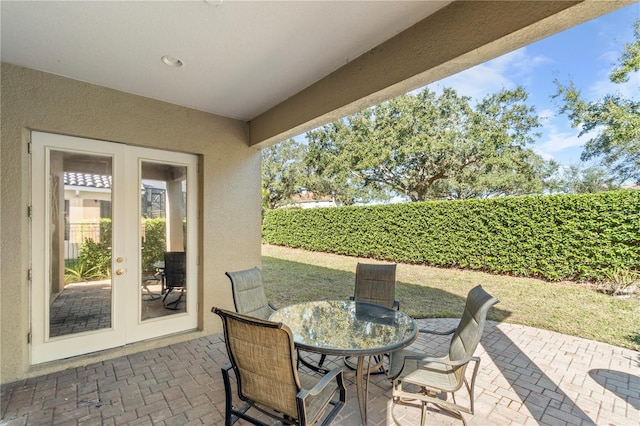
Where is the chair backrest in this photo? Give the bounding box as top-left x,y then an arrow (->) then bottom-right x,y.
213,307 -> 301,419
354,263 -> 397,309
164,251 -> 186,289
225,267 -> 274,320
449,285 -> 499,364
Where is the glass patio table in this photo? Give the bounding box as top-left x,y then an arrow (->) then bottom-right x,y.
152,261 -> 166,294
270,300 -> 418,425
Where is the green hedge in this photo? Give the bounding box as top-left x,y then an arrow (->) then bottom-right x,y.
141,218 -> 166,272
74,218 -> 167,274
262,190 -> 640,282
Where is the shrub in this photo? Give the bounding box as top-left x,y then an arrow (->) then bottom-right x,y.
141,218 -> 166,272
262,190 -> 640,282
77,218 -> 112,278
64,260 -> 107,284
598,267 -> 639,296
72,218 -> 168,276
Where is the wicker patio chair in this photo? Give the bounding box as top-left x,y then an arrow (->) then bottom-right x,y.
346,262 -> 399,374
388,285 -> 499,426
212,307 -> 346,426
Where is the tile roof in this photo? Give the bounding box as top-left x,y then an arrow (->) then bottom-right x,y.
64,172 -> 111,189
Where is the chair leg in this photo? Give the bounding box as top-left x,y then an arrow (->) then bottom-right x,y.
432,393 -> 468,426
318,354 -> 327,368
162,288 -> 172,304
394,380 -> 471,426
141,282 -> 160,300
298,352 -> 330,374
163,287 -> 184,310
141,273 -> 161,300
222,366 -> 236,426
222,365 -> 269,426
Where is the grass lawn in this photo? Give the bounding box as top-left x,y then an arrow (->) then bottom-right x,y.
262,244 -> 640,351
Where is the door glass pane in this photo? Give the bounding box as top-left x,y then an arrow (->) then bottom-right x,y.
140,161 -> 187,320
49,151 -> 113,337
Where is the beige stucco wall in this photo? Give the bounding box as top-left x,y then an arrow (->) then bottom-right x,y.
0,63 -> 262,384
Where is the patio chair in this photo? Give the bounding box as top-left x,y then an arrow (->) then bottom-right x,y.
226,267 -> 277,320
388,285 -> 499,426
141,272 -> 161,300
225,267 -> 329,374
346,262 -> 399,373
212,307 -> 346,426
350,262 -> 399,309
162,251 -> 186,310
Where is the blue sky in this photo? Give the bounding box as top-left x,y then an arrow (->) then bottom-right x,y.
428,3 -> 639,170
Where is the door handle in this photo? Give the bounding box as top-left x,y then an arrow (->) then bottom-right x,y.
116,269 -> 124,275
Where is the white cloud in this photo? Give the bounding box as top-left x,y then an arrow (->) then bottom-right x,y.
585,17 -> 639,100
495,49 -> 553,86
534,128 -> 585,166
535,123 -> 601,165
533,148 -> 555,162
589,71 -> 640,100
427,47 -> 552,101
540,126 -> 586,153
537,108 -> 556,125
599,47 -> 623,66
430,64 -> 513,100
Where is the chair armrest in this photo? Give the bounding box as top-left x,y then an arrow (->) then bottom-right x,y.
402,354 -> 480,368
389,352 -> 478,380
297,367 -> 344,399
418,326 -> 457,336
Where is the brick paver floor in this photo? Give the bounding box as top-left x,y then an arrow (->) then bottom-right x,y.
50,280 -> 185,338
2,319 -> 639,425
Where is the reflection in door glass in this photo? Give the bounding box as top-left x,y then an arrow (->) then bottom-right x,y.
140,161 -> 188,321
49,151 -> 113,337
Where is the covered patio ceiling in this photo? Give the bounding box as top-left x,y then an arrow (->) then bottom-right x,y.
1,1 -> 631,147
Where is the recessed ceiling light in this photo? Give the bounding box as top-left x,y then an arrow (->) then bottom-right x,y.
161,55 -> 183,67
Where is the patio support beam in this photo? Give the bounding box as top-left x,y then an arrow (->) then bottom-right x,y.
248,0 -> 631,148
165,180 -> 184,252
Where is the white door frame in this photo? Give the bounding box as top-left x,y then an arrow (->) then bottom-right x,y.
125,146 -> 199,343
31,132 -> 198,364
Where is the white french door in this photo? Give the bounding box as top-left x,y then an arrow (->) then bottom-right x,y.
31,132 -> 198,364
